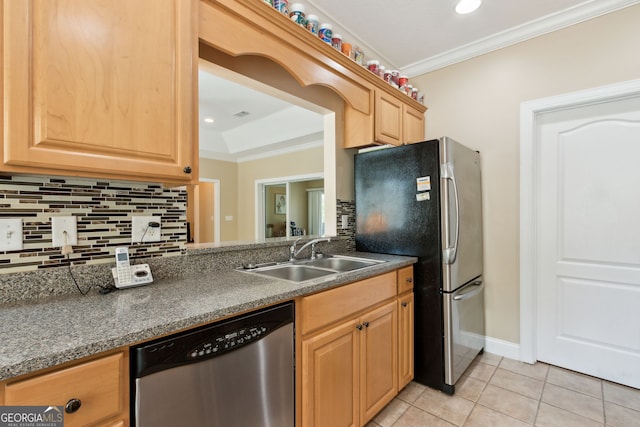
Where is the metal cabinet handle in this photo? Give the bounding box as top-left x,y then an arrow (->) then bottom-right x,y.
406,277 -> 413,283
65,398 -> 82,414
183,166 -> 192,174
401,302 -> 408,307
356,324 -> 363,330
363,321 -> 370,328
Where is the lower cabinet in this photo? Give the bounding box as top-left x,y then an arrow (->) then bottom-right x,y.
398,292 -> 415,390
301,300 -> 397,427
0,350 -> 128,427
300,269 -> 414,427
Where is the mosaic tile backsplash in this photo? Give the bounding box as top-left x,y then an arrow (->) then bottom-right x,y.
0,175 -> 187,272
337,199 -> 356,251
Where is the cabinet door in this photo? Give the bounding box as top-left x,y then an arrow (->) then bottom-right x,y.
403,104 -> 425,144
302,319 -> 360,427
360,300 -> 398,424
374,91 -> 403,145
2,0 -> 196,182
398,292 -> 415,390
4,352 -> 125,427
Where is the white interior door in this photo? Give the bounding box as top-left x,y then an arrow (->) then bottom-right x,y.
536,94 -> 640,388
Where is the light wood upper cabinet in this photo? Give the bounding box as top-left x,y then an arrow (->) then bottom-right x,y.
2,0 -> 198,183
200,0 -> 425,150
345,88 -> 426,148
403,103 -> 426,144
374,91 -> 403,145
373,90 -> 425,146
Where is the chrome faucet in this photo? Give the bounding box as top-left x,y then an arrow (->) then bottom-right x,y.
289,237 -> 331,261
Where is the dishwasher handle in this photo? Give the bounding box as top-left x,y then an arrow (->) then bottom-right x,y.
453,279 -> 484,301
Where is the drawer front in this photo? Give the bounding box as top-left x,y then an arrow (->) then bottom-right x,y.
397,266 -> 414,294
301,271 -> 396,335
4,353 -> 125,427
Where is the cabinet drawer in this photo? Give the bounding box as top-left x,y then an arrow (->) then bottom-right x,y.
4,352 -> 125,427
301,271 -> 396,335
397,266 -> 414,294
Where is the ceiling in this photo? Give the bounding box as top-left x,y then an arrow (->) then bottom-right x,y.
198,67 -> 324,162
303,0 -> 638,75
199,0 -> 638,162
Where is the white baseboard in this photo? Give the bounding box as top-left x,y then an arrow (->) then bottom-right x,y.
484,336 -> 521,361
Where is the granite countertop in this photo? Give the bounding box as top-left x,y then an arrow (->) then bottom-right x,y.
0,252 -> 415,381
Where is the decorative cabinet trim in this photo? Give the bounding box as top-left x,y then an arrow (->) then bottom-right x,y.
199,0 -> 426,149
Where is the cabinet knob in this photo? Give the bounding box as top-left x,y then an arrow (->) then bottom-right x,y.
363,321 -> 370,328
65,398 -> 82,414
406,277 -> 413,283
356,324 -> 363,330
183,166 -> 192,174
401,302 -> 408,307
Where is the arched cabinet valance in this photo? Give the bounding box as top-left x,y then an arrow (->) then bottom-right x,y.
199,0 -> 371,115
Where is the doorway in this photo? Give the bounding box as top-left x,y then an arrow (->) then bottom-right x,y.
256,174 -> 324,240
520,79 -> 640,388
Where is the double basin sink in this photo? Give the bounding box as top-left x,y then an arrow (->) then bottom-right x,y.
238,255 -> 386,282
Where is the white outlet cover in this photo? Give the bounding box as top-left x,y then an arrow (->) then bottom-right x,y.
0,218 -> 23,251
52,216 -> 78,247
132,216 -> 161,243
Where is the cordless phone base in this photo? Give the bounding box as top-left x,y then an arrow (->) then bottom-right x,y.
111,264 -> 153,289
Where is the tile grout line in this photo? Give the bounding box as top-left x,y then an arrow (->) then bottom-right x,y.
461,359 -> 501,426
601,380 -> 607,426
533,364 -> 552,426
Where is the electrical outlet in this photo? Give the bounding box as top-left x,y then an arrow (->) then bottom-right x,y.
52,216 -> 78,247
0,218 -> 23,251
341,215 -> 349,229
132,216 -> 161,243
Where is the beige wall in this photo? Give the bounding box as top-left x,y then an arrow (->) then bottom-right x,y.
199,157 -> 238,241
237,146 -> 324,240
410,5 -> 640,344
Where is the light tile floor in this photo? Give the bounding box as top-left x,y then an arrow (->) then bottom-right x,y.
366,353 -> 640,427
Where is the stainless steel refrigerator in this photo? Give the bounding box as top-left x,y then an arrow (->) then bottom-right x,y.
355,137 -> 484,394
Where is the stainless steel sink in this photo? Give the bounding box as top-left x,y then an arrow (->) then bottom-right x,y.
244,264 -> 337,282
298,255 -> 383,272
237,255 -> 386,282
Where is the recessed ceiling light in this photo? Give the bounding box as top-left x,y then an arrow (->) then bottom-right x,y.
456,0 -> 482,14
204,117 -> 214,123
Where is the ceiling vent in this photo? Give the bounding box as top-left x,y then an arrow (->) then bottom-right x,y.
233,111 -> 251,118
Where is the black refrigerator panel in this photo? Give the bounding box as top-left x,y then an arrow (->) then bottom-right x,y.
355,140 -> 441,259
413,257 -> 445,389
355,140 -> 447,391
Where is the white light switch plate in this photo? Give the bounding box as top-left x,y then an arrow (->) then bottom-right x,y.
0,218 -> 23,251
52,216 -> 77,247
132,216 -> 161,243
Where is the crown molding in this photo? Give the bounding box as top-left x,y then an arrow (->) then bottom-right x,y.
401,0 -> 640,77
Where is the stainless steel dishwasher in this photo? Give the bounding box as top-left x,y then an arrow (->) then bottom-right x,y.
131,302 -> 294,427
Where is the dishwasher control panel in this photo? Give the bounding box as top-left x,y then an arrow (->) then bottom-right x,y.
131,301 -> 294,379
188,325 -> 268,359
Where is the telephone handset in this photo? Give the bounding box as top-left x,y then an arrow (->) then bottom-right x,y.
112,247 -> 153,289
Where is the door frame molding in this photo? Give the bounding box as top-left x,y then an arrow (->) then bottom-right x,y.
519,78 -> 640,363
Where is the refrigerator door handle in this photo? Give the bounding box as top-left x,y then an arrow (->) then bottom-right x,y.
441,163 -> 460,264
452,280 -> 484,301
